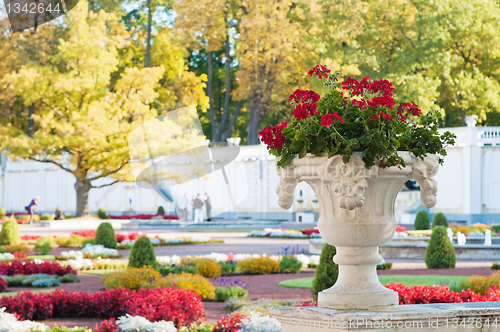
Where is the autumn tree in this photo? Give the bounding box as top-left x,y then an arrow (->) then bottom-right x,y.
0,1 -> 206,216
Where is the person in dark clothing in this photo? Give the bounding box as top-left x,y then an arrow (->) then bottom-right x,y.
25,196 -> 40,225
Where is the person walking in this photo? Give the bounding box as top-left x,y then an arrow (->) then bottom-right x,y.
179,194 -> 189,221
205,193 -> 212,221
192,194 -> 204,223
25,196 -> 40,225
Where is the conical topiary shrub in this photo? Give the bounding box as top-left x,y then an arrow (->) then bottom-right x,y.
94,222 -> 117,249
312,243 -> 338,298
414,210 -> 430,230
0,215 -> 21,245
0,207 -> 6,219
425,226 -> 456,269
432,212 -> 448,228
157,206 -> 165,215
128,236 -> 158,269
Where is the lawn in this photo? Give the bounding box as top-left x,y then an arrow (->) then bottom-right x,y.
27,255 -> 56,260
278,275 -> 468,288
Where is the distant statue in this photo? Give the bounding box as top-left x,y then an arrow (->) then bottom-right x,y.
457,231 -> 466,245
485,229 -> 492,246
446,228 -> 454,244
205,193 -> 212,222
179,194 -> 189,221
25,196 -> 40,225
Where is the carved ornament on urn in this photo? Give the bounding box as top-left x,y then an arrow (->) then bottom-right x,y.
276,152 -> 439,310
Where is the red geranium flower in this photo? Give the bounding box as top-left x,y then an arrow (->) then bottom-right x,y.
259,121 -> 287,150
371,112 -> 392,121
399,102 -> 422,117
321,112 -> 344,128
308,65 -> 331,79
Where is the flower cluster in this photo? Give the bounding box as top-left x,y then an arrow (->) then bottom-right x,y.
0,287 -> 204,327
0,277 -> 6,292
71,230 -> 96,238
108,214 -> 178,220
0,307 -> 49,332
259,121 -> 287,150
20,235 -> 43,241
385,283 -> 500,304
213,312 -> 248,332
239,312 -> 281,332
0,260 -> 76,276
261,64 -> 455,169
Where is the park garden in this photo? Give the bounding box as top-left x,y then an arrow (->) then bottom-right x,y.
2,211 -> 500,331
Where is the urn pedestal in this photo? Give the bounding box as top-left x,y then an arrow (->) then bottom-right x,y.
276,152 -> 439,310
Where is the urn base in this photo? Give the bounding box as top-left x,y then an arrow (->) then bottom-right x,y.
318,288 -> 399,310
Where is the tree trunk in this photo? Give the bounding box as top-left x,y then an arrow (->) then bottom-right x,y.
213,35 -> 232,142
207,51 -> 216,135
145,0 -> 152,68
75,179 -> 92,217
28,104 -> 34,138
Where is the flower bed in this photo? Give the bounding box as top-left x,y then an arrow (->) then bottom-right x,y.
3,273 -> 80,288
249,228 -> 322,239
0,260 -> 76,276
0,287 -> 204,328
108,214 -> 178,220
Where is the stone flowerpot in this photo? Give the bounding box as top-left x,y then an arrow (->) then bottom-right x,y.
276,152 -> 439,310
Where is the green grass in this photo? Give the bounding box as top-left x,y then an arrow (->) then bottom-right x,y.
81,269 -> 121,275
27,255 -> 56,260
278,275 -> 469,289
0,288 -> 52,297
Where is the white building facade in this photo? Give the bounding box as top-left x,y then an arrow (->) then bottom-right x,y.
1,117 -> 499,224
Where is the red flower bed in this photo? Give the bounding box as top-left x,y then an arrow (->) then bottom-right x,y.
300,228 -> 319,236
384,283 -> 500,304
395,225 -> 407,232
0,277 -> 7,292
13,251 -> 27,260
108,214 -> 178,220
0,260 -> 76,276
95,318 -> 119,332
213,312 -> 248,332
71,230 -> 96,238
115,232 -> 143,243
0,287 -> 204,328
20,235 -> 43,241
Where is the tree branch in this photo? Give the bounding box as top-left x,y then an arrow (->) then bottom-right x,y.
87,161 -> 129,181
29,157 -> 74,174
92,180 -> 120,189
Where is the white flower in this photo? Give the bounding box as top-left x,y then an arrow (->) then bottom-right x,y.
203,252 -> 229,262
33,258 -> 44,264
0,307 -> 49,332
269,231 -> 288,237
288,232 -> 307,238
250,230 -> 267,237
310,255 -> 320,265
295,254 -> 310,266
122,240 -> 136,246
117,314 -> 177,332
310,232 -> 322,238
0,253 -> 14,260
81,244 -> 118,256
190,235 -> 210,242
239,312 -> 281,332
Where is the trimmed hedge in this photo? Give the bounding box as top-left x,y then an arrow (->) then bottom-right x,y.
95,222 -> 117,249
425,226 -> 456,269
312,243 -> 338,298
414,210 -> 430,230
0,215 -> 21,245
433,212 -> 448,228
128,236 -> 158,269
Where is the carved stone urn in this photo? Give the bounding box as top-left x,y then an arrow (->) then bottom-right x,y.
276,151 -> 439,310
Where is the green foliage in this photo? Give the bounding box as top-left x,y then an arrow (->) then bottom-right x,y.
65,215 -> 75,219
279,255 -> 303,273
158,264 -> 197,276
377,262 -> 393,270
35,236 -> 54,255
415,211 -> 431,230
492,263 -> 500,270
425,226 -> 456,269
312,244 -> 338,298
266,73 -> 455,169
95,222 -> 117,249
0,215 -> 21,245
97,208 -> 109,220
60,273 -> 81,283
47,327 -> 91,332
1,243 -> 29,253
433,212 -> 449,228
0,207 -> 5,219
41,214 -> 52,220
220,261 -> 237,276
128,236 -> 158,269
214,286 -> 248,302
82,238 -> 96,247
157,206 -> 165,215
